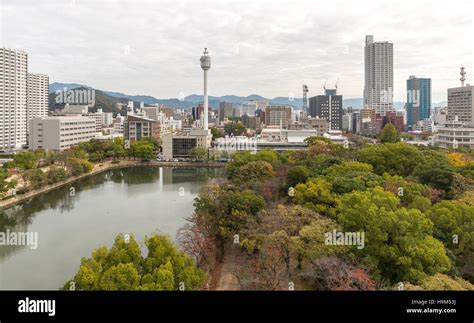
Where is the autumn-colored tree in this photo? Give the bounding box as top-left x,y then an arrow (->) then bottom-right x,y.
232,160 -> 274,186
307,256 -> 376,290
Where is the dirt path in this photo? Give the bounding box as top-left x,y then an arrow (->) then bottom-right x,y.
214,244 -> 241,290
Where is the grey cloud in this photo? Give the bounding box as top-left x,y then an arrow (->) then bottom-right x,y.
0,0 -> 472,101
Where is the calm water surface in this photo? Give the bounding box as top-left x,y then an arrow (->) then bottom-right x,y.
0,167 -> 224,290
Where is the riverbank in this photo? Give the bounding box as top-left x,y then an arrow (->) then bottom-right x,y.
0,160 -> 226,210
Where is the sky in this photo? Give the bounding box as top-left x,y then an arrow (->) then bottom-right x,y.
1,0 -> 473,102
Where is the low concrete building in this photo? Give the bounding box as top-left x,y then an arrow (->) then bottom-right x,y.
29,116 -> 96,151
435,116 -> 474,149
124,115 -> 160,143
162,129 -> 211,160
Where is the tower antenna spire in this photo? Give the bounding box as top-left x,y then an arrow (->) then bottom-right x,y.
200,47 -> 211,130
460,67 -> 466,87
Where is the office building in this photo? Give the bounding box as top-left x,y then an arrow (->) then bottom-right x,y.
406,76 -> 431,130
29,116 -> 96,151
219,101 -> 234,123
102,111 -> 113,126
162,129 -> 211,160
124,115 -> 160,142
309,88 -> 343,130
447,85 -> 474,123
364,35 -> 394,115
264,105 -> 292,128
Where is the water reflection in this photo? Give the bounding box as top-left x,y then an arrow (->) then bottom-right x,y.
0,166 -> 224,290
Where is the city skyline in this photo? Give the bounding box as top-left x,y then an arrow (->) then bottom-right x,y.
0,0 -> 472,102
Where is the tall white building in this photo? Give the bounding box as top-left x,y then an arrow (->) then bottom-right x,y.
0,48 -> 28,150
364,35 -> 394,115
27,73 -> 49,121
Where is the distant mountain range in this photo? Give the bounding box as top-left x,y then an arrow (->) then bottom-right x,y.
49,82 -> 447,113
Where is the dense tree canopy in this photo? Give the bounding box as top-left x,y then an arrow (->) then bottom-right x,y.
63,234 -> 205,290
337,187 -> 451,283
380,123 -> 400,143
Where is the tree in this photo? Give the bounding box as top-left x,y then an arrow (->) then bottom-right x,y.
321,161 -> 383,194
426,201 -> 474,277
458,162 -> 474,181
357,143 -> 423,177
293,178 -> 339,217
110,137 -> 126,161
46,167 -> 67,184
404,273 -> 474,290
286,165 -> 311,188
337,187 -> 451,283
307,256 -> 376,291
379,123 -> 399,143
232,160 -> 274,186
130,141 -> 155,160
224,121 -> 246,136
383,174 -> 427,206
413,159 -> 455,195
189,147 -> 208,161
210,127 -> 224,140
13,151 -> 38,170
66,158 -> 94,176
193,184 -> 265,258
226,149 -> 280,178
141,136 -> 160,151
63,233 -> 205,290
22,169 -> 47,189
302,137 -> 342,156
0,168 -> 15,194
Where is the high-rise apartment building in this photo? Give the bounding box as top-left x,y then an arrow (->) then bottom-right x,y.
27,73 -> 49,121
364,35 -> 394,115
309,88 -> 343,130
0,48 -> 28,149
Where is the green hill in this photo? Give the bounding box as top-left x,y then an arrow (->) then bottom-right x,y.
49,87 -> 139,115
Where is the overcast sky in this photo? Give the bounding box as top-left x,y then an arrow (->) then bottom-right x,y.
1,0 -> 472,102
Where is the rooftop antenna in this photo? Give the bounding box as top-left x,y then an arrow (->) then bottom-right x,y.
323,79 -> 327,91
460,67 -> 466,87
335,78 -> 339,92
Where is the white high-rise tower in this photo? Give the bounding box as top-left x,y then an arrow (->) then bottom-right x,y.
200,48 -> 211,130
364,35 -> 394,115
0,48 -> 28,149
